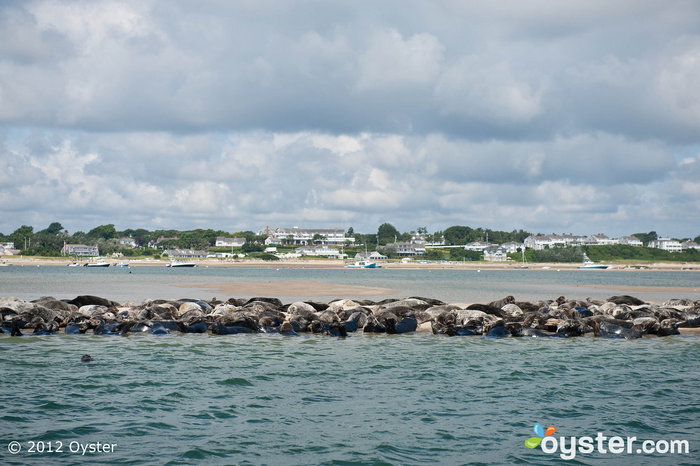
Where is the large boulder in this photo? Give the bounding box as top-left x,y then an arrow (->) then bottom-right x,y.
67,295 -> 119,308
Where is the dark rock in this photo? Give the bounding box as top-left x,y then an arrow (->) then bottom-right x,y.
67,295 -> 119,308
607,295 -> 646,306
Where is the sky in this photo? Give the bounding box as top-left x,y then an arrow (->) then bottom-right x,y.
1,0 -> 699,238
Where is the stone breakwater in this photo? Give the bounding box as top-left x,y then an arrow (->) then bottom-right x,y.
1,295 -> 699,339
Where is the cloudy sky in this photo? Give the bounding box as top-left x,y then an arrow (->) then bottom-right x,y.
1,0 -> 699,237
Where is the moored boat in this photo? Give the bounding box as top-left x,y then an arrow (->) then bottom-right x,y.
84,260 -> 110,267
166,261 -> 197,267
346,260 -> 381,269
578,253 -> 609,269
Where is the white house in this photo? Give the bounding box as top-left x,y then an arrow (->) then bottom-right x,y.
524,234 -> 586,250
119,237 -> 138,248
648,238 -> 683,253
61,243 -> 99,256
163,249 -> 207,258
387,241 -> 423,256
295,245 -> 344,258
681,241 -> 700,251
262,227 -> 354,246
215,236 -> 246,247
355,251 -> 387,261
617,236 -> 643,247
500,242 -> 522,254
585,234 -> 618,245
483,247 -> 508,262
464,241 -> 495,251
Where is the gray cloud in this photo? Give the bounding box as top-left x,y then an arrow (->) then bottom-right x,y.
0,1 -> 698,237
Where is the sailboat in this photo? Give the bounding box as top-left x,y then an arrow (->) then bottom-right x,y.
515,249 -> 528,269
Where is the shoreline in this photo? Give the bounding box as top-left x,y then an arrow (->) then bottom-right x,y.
2,256 -> 699,271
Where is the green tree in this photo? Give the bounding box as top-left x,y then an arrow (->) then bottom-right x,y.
87,224 -> 118,240
693,234 -> 700,244
632,231 -> 658,246
377,223 -> 400,245
10,225 -> 34,249
312,233 -> 326,244
40,222 -> 64,235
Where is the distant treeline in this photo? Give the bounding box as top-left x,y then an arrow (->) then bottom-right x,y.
518,245 -> 700,263
1,222 -> 699,260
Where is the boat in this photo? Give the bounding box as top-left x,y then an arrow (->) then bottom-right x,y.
514,249 -> 528,269
0,260 -> 10,267
346,260 -> 381,269
67,261 -> 80,267
166,261 -> 197,268
84,260 -> 110,267
578,253 -> 609,269
114,263 -> 130,267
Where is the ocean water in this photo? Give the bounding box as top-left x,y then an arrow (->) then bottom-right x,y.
0,334 -> 697,465
0,266 -> 698,464
1,265 -> 699,303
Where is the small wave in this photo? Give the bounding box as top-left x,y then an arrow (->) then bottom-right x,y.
217,377 -> 253,387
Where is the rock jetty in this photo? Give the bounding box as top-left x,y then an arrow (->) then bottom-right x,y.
1,295 -> 699,339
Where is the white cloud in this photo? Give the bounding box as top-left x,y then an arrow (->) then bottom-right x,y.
0,1 -> 698,237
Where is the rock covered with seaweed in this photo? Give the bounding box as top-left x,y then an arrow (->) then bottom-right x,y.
1,294 -> 699,339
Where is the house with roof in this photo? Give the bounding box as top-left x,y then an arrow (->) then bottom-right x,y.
386,241 -> 423,257
61,242 -> 99,256
162,249 -> 208,258
681,241 -> 700,251
262,227 -> 354,246
648,238 -> 683,252
355,251 -> 387,261
464,241 -> 496,251
585,234 -> 617,245
295,245 -> 346,258
483,247 -> 509,262
617,235 -> 643,247
119,237 -> 138,248
524,234 -> 586,250
0,242 -> 18,255
215,236 -> 246,247
500,242 -> 522,254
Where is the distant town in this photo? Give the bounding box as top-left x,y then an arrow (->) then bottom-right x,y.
1,222 -> 699,263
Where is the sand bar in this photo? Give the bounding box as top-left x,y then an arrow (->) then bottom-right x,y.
178,280 -> 398,297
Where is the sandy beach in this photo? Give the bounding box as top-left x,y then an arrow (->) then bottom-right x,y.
2,256 -> 699,271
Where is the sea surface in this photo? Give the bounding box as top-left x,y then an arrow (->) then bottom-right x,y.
0,266 -> 698,464
1,265 -> 699,303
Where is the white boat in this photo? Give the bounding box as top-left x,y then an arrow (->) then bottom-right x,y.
84,260 -> 110,267
578,253 -> 609,269
114,263 -> 130,267
67,261 -> 80,267
0,260 -> 10,267
346,260 -> 381,269
514,249 -> 528,269
166,261 -> 197,267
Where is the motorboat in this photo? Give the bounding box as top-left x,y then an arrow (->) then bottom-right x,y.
166,261 -> 197,267
346,260 -> 381,269
114,263 -> 130,267
84,260 -> 110,267
578,253 -> 609,269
